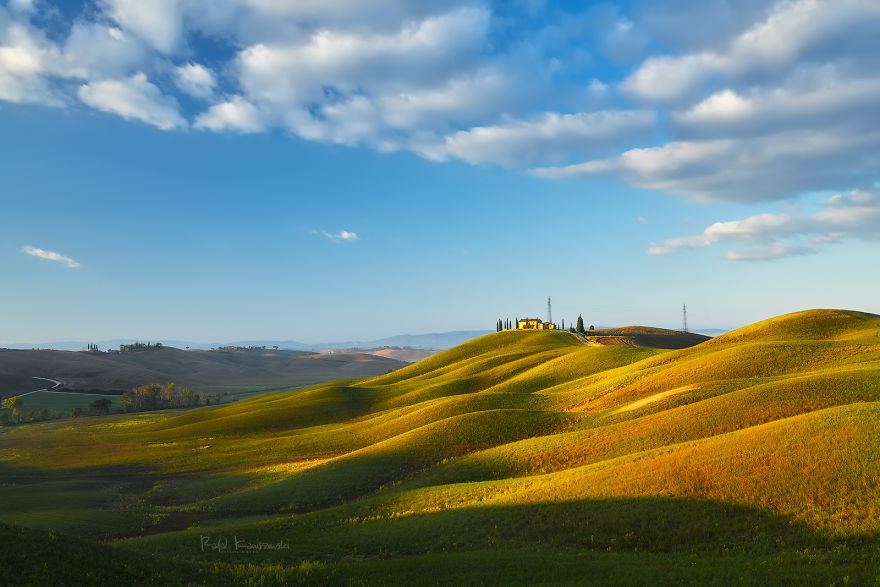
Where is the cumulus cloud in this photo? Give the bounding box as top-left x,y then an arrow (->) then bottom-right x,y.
61,23 -> 148,80
0,17 -> 63,105
676,74 -> 880,135
647,189 -> 880,260
78,72 -> 186,130
418,109 -> 656,167
22,246 -> 81,268
232,5 -> 493,146
236,7 -> 489,105
531,128 -> 880,204
194,96 -> 265,133
100,0 -> 184,54
622,0 -> 880,104
174,62 -> 215,100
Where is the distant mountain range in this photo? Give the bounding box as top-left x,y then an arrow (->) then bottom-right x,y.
1,331 -> 495,353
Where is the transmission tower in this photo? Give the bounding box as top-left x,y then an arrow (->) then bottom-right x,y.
547,297 -> 553,326
682,304 -> 688,333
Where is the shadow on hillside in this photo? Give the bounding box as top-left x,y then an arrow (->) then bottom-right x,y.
0,461 -> 217,539
125,494 -> 880,583
286,497 -> 880,564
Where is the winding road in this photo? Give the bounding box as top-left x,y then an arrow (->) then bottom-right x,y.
10,377 -> 64,398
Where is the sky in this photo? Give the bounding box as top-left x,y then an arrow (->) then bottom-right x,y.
1,0 -> 879,345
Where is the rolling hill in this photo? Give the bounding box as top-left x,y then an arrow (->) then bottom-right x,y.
0,309 -> 877,584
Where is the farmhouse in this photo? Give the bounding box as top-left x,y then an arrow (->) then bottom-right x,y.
518,318 -> 555,330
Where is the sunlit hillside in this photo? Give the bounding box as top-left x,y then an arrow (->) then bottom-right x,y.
1,309 -> 878,585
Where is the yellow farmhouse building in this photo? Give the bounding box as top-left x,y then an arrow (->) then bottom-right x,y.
517,318 -> 555,330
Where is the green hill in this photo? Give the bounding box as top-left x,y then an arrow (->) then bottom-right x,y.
0,310 -> 878,584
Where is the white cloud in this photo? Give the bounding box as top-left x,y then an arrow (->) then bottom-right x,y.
635,0 -> 772,53
61,22 -> 149,79
100,0 -> 183,54
236,6 -> 489,109
0,19 -> 62,105
622,0 -> 880,103
379,69 -> 514,132
621,52 -> 727,103
676,89 -> 754,125
194,96 -> 265,133
22,246 -> 81,268
78,72 -> 186,130
174,62 -> 216,100
530,128 -> 880,203
418,109 -> 656,167
321,230 -> 359,242
676,73 -> 880,134
647,189 -> 880,260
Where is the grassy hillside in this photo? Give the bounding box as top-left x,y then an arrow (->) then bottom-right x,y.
0,310 -> 878,584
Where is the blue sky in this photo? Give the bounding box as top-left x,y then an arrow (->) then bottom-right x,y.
2,0 -> 879,345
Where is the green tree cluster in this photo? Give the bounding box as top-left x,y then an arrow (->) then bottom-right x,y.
88,398 -> 112,415
119,382 -> 199,412
496,318 -> 516,331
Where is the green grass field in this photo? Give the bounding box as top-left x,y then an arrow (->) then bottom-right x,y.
1,309 -> 878,584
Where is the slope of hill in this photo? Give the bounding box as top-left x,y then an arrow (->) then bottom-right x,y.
0,309 -> 877,584
0,346 -> 406,394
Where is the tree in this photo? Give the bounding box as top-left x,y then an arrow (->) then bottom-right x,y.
2,396 -> 23,423
70,407 -> 83,418
88,398 -> 112,415
589,324 -> 595,331
576,315 -> 585,335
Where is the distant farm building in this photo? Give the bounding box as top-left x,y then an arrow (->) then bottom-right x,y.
518,318 -> 555,330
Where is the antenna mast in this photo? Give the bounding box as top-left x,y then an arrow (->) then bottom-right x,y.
682,304 -> 688,333
547,297 -> 552,326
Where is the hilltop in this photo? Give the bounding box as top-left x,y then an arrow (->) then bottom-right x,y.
584,325 -> 711,348
0,308 -> 877,584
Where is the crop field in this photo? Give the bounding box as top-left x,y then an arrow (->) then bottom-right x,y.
0,374 -> 48,398
1,309 -> 878,585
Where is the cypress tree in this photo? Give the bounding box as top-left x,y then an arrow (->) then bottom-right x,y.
577,314 -> 585,334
